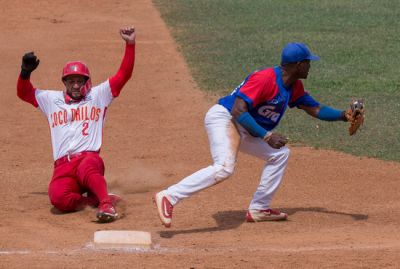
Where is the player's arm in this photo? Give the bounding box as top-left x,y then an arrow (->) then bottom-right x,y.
109,26 -> 136,97
300,105 -> 347,121
231,97 -> 267,137
290,83 -> 347,122
231,97 -> 288,149
17,52 -> 40,107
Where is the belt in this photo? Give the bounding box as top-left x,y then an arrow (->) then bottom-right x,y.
54,151 -> 99,167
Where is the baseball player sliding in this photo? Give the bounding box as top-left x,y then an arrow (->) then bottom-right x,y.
155,42 -> 359,228
17,26 -> 136,223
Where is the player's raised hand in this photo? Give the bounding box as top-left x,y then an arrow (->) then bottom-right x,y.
22,52 -> 40,72
20,52 -> 40,79
264,132 -> 289,149
120,26 -> 136,44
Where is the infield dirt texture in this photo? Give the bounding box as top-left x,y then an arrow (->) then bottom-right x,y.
1,0 -> 400,268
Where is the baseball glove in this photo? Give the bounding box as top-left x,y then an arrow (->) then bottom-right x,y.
345,99 -> 365,135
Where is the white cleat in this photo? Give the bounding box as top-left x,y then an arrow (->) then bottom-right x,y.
246,209 -> 288,222
153,191 -> 174,228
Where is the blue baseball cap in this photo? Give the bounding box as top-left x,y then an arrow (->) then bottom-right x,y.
281,42 -> 320,64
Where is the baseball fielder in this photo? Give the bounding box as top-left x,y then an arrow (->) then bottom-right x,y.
17,26 -> 136,222
155,42 -> 354,227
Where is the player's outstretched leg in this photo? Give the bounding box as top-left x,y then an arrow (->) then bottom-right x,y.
77,154 -> 120,223
153,104 -> 240,228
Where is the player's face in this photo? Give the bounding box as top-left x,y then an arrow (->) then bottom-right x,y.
297,60 -> 311,79
63,75 -> 87,100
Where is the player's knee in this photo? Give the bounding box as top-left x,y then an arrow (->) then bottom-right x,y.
214,163 -> 235,183
50,198 -> 72,212
49,193 -> 81,212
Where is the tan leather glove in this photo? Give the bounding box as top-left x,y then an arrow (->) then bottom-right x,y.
344,99 -> 365,135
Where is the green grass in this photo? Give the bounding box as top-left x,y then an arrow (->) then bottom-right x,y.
153,0 -> 400,161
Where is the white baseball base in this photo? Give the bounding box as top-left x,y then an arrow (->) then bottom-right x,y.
93,230 -> 152,249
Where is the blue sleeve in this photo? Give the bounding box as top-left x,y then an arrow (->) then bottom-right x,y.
290,94 -> 320,108
237,112 -> 268,138
317,106 -> 344,121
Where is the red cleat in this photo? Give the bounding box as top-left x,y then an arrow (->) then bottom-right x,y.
96,194 -> 121,223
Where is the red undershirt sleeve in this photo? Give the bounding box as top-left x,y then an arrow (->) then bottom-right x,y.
109,43 -> 136,97
17,76 -> 38,107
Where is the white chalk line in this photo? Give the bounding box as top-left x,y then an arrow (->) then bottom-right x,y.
1,242 -> 400,255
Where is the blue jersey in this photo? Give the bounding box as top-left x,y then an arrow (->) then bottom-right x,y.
218,67 -> 319,131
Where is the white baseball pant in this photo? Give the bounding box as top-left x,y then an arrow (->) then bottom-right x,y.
165,104 -> 290,210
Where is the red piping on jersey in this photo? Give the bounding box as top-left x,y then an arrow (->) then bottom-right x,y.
109,43 -> 136,97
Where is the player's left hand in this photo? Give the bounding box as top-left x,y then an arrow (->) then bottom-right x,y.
120,26 -> 136,44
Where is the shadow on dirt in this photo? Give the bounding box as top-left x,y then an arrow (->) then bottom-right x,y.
159,207 -> 368,238
282,207 -> 368,221
50,207 -> 66,215
159,210 -> 247,238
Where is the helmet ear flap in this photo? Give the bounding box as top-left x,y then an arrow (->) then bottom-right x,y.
79,78 -> 92,97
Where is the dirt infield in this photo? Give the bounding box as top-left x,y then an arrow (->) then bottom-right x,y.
1,0 -> 400,268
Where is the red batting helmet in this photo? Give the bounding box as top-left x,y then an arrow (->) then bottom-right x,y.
62,61 -> 90,79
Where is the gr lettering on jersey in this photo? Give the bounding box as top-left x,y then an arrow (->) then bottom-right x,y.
258,105 -> 281,122
50,106 -> 102,127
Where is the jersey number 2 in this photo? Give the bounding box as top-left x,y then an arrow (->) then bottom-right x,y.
82,122 -> 89,136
